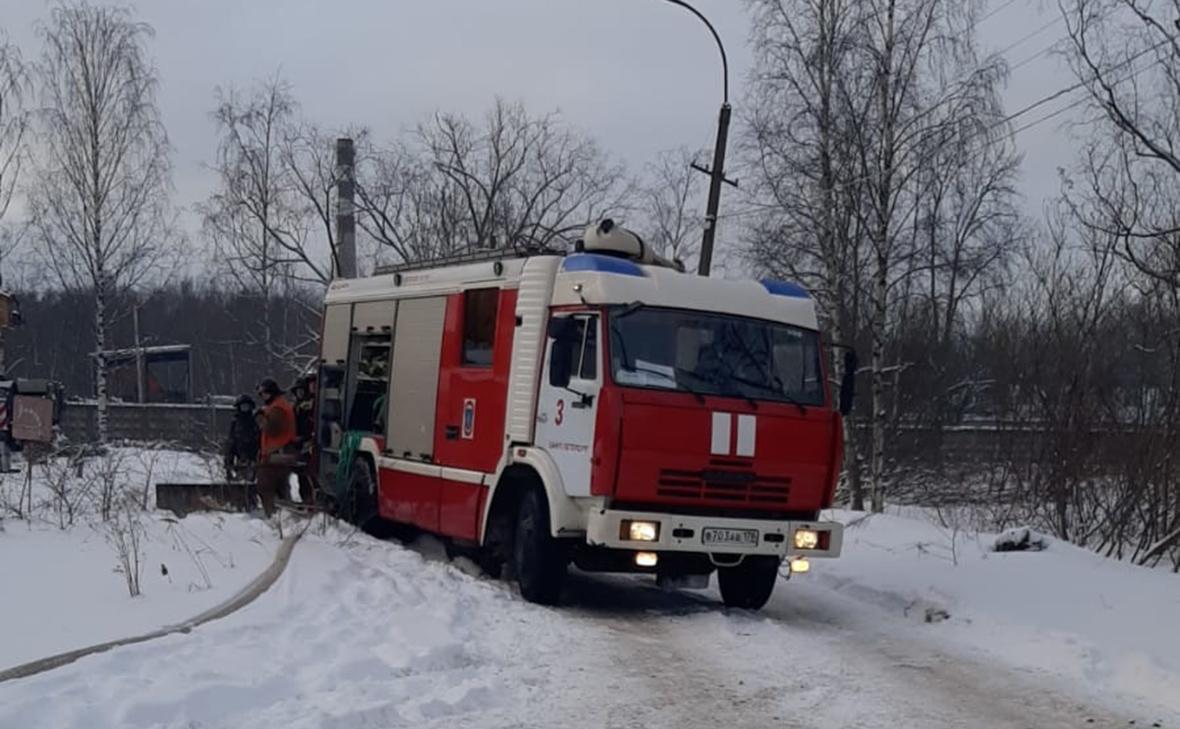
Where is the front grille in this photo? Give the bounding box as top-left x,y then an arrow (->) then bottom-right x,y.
657,464 -> 792,505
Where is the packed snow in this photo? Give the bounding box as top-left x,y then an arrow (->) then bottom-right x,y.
1,448 -> 1177,727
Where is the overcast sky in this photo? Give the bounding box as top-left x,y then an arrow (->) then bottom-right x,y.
3,0 -> 1077,241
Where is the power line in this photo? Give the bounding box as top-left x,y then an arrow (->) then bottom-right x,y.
843,14 -> 1074,165
1001,36 -> 1166,128
722,40 -> 1167,222
979,0 -> 1022,25
992,4 -> 1127,80
1007,44 -> 1058,74
993,16 -> 1063,59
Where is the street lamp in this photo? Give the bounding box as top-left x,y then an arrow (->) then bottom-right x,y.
662,0 -> 735,277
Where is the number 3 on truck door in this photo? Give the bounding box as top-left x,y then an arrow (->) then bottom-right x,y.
536,315 -> 600,497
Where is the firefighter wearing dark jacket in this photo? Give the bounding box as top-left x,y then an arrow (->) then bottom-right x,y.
223,395 -> 259,482
255,378 -> 298,516
290,375 -> 316,505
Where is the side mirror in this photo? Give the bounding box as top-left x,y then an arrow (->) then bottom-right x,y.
547,317 -> 579,342
548,317 -> 583,388
549,336 -> 574,388
839,349 -> 858,417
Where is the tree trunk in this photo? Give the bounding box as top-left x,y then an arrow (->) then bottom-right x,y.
95,271 -> 110,444
870,249 -> 888,513
844,414 -> 865,510
833,317 -> 865,510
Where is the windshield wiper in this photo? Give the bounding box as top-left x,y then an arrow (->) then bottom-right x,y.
614,300 -> 645,320
718,380 -> 759,410
669,366 -> 714,404
726,372 -> 808,415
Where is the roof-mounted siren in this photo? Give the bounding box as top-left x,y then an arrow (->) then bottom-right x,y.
578,219 -> 685,272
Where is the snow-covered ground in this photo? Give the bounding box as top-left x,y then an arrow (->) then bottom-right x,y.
819,508 -> 1180,717
0,449 -> 278,668
1,449 -> 1177,727
0,520 -> 1168,728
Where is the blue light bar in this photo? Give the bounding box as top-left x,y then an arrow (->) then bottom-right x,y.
761,279 -> 811,299
562,254 -> 646,277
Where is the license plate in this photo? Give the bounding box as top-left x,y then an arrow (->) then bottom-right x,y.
702,527 -> 759,547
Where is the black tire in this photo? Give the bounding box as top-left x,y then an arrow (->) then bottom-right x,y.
345,457 -> 389,537
717,555 -> 780,610
512,488 -> 567,605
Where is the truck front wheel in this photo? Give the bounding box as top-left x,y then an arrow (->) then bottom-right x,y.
717,555 -> 780,610
512,488 -> 567,605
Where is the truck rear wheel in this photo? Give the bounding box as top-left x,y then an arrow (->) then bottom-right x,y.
717,555 -> 780,610
512,488 -> 567,605
345,457 -> 388,537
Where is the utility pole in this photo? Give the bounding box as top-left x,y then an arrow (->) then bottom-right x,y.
335,138 -> 358,279
133,303 -> 145,404
694,104 -> 734,277
662,0 -> 737,277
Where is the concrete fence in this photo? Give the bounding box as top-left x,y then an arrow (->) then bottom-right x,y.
60,402 -> 235,450
55,403 -> 1163,467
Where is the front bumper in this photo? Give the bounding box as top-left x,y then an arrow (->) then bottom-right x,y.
585,508 -> 844,558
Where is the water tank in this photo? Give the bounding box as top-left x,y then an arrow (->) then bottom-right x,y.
580,220 -> 683,271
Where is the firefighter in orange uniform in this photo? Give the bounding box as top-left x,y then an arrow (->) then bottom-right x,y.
255,378 -> 298,516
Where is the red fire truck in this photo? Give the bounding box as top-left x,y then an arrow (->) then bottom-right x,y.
313,221 -> 853,609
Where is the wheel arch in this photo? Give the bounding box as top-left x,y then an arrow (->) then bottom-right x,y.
356,437 -> 383,465
481,447 -> 585,544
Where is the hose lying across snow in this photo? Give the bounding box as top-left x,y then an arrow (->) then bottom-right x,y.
0,528 -> 305,684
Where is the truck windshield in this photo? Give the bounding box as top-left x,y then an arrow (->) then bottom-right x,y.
608,306 -> 825,407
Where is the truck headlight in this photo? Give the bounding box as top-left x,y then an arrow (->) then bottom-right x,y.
794,529 -> 819,550
621,520 -> 660,542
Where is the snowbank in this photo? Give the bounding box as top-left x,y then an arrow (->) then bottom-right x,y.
0,527 -> 581,729
815,507 -> 1180,714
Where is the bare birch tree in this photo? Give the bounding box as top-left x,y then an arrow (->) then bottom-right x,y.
638,146 -> 705,269
203,76 -> 366,283
356,141 -> 472,264
201,76 -> 306,366
281,121 -> 370,279
743,0 -> 1013,511
358,99 -> 628,265
1060,0 -> 1180,291
899,40 -> 1020,438
743,0 -> 873,507
1053,0 -> 1180,562
0,31 -> 29,376
0,31 -> 28,233
26,2 -> 173,442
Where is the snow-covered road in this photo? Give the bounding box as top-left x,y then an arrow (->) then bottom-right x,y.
1,524 -> 1163,729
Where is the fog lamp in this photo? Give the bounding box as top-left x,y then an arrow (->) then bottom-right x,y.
635,551 -> 659,568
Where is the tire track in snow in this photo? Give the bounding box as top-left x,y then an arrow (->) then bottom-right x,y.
552,571 -> 1141,729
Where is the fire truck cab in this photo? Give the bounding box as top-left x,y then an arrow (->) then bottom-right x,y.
315,221 -> 849,610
